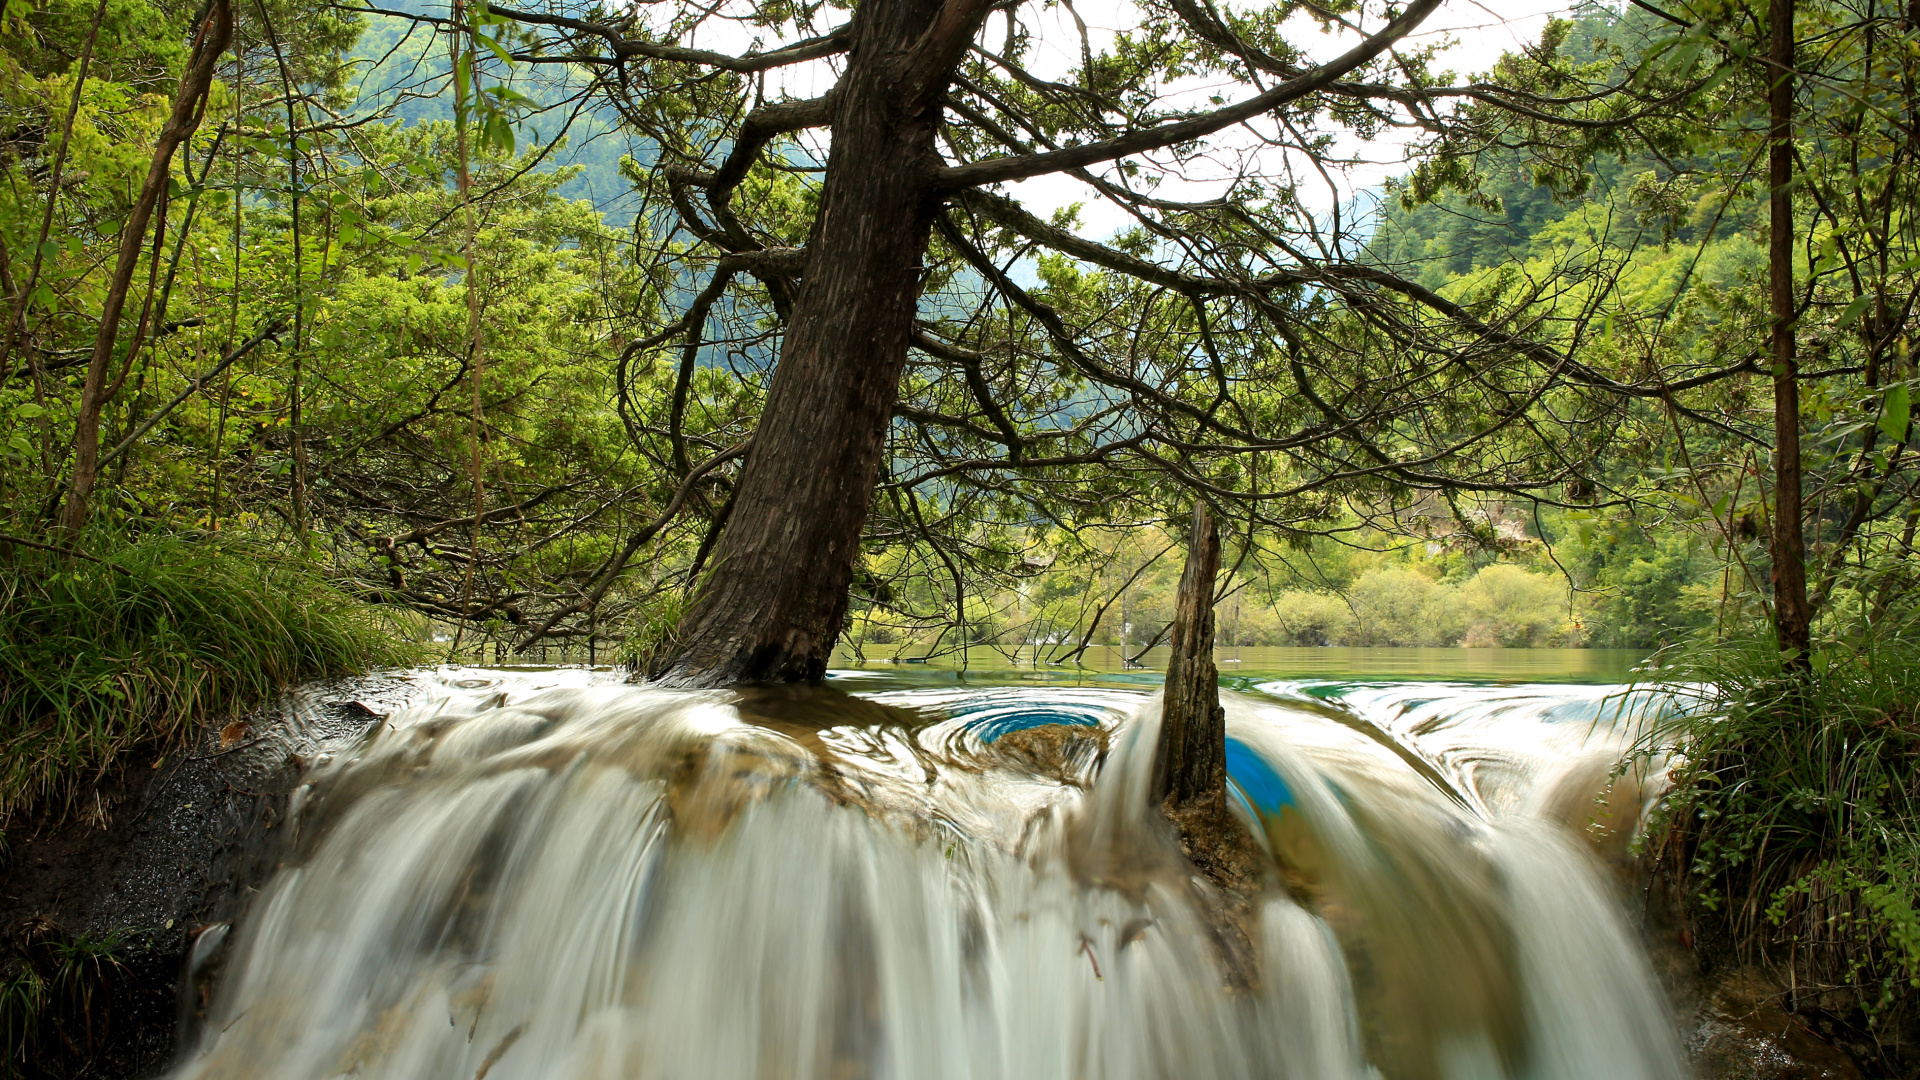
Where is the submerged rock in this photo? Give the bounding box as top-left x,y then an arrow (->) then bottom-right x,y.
985,721 -> 1108,786
1686,970 -> 1865,1080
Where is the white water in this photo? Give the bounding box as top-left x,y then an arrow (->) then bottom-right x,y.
172,671 -> 1685,1080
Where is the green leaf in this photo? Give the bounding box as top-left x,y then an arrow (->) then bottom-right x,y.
477,32 -> 515,66
484,114 -> 515,154
1697,62 -> 1737,94
1669,38 -> 1705,74
15,403 -> 46,419
1881,382 -> 1909,444
1835,295 -> 1872,329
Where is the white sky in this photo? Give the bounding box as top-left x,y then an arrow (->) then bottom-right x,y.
682,0 -> 1572,238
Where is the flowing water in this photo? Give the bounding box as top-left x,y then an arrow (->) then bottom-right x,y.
170,665 -> 1688,1080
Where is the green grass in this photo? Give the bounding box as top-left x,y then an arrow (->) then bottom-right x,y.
0,923 -> 126,1077
1647,626 -> 1920,1059
0,531 -> 421,825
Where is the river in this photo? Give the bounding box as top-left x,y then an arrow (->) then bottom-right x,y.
167,654 -> 1687,1080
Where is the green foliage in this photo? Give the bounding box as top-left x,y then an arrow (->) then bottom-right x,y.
0,532 -> 420,823
0,924 -> 127,1078
1650,622 -> 1920,1046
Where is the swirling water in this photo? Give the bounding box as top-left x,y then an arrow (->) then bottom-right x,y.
170,668 -> 1685,1080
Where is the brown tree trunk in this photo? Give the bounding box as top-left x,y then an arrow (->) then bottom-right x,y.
655,0 -> 959,685
1767,0 -> 1811,665
1153,503 -> 1226,811
59,0 -> 232,536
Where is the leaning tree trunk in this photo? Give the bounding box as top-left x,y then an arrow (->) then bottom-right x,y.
59,0 -> 231,537
655,0 -> 954,686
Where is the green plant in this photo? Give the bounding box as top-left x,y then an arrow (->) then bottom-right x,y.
0,530 -> 422,824
619,580 -> 696,678
1647,622 -> 1920,1063
0,925 -> 126,1077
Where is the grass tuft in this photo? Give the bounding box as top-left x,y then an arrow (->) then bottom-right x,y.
0,531 -> 421,826
0,921 -> 127,1077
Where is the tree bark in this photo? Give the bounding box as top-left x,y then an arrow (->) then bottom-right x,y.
654,0 -> 962,685
1767,0 -> 1811,665
1153,503 -> 1226,811
59,0 -> 232,536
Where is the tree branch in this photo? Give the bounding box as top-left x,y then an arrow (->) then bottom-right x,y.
936,0 -> 1441,190
490,6 -> 850,72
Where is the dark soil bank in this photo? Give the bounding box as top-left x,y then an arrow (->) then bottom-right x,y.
0,674 -> 428,1079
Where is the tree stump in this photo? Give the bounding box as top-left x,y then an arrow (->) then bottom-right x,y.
1153,503 -> 1227,812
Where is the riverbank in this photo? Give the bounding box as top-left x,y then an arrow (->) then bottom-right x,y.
0,674 -> 426,1077
1648,630 -> 1920,1078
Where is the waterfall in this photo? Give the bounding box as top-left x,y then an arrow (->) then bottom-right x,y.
171,671 -> 1685,1080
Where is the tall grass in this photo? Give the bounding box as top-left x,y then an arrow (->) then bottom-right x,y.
0,532 -> 420,825
1649,626 -> 1920,1059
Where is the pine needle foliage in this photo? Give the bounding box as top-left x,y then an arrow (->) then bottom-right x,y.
0,532 -> 420,825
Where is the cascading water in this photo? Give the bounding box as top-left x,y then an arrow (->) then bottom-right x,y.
170,670 -> 1686,1080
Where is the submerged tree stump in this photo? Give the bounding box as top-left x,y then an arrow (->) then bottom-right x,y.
1153,503 -> 1267,986
1153,504 -> 1264,896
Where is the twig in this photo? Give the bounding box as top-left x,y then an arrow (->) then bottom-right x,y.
95,314 -> 288,472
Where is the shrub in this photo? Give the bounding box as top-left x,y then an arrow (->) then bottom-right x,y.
1459,564 -> 1570,647
1345,568 -> 1458,646
1648,628 -> 1920,1068
1264,590 -> 1355,645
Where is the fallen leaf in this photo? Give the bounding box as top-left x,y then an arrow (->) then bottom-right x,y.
220,721 -> 251,748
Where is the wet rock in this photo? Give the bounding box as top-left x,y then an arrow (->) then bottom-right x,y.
988,722 -> 1108,786
0,673 -> 428,1078
1687,970 -> 1864,1080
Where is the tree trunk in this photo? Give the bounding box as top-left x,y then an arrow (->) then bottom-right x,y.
59,0 -> 232,536
1767,0 -> 1811,665
655,0 -> 952,686
1153,503 -> 1226,811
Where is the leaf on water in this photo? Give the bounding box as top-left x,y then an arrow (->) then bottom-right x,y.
220,720 -> 251,748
